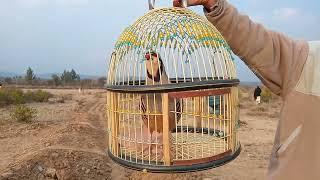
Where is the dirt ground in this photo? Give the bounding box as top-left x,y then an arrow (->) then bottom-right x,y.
0,87 -> 281,180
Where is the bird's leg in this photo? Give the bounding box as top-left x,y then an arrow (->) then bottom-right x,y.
151,132 -> 177,160
150,131 -> 164,159
141,125 -> 152,154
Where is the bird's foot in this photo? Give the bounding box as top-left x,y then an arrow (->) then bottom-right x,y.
151,131 -> 163,144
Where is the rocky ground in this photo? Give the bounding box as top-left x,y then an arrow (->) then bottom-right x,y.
0,88 -> 281,180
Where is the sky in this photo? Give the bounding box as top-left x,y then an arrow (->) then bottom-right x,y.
0,0 -> 319,81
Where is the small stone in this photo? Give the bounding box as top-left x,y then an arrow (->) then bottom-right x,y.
45,168 -> 57,178
1,171 -> 14,178
45,142 -> 51,147
81,167 -> 86,171
85,169 -> 90,174
97,163 -> 102,169
37,173 -> 45,180
105,163 -> 111,167
37,165 -> 44,172
51,152 -> 59,158
62,161 -> 68,168
56,169 -> 66,180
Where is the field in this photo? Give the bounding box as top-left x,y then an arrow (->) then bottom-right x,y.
0,87 -> 281,180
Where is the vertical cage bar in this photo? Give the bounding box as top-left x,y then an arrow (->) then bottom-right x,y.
127,93 -> 132,161
193,96 -> 198,159
140,95 -> 144,164
107,91 -> 112,150
195,96 -> 201,128
213,95 -> 216,155
111,92 -> 119,156
122,93 -> 126,159
162,93 -> 171,165
133,94 -> 138,163
223,94 -> 226,151
146,93 -> 151,164
153,93 -> 158,164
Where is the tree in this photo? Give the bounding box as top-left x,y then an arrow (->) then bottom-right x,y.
60,69 -> 80,85
70,69 -> 77,80
61,70 -> 72,85
97,77 -> 106,87
51,74 -> 61,86
25,67 -> 36,85
4,77 -> 12,84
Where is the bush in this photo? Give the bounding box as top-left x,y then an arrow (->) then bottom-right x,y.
0,88 -> 25,107
0,88 -> 53,107
24,90 -> 53,103
61,94 -> 72,101
10,105 -> 37,123
261,88 -> 273,103
0,90 -> 11,107
32,90 -> 53,102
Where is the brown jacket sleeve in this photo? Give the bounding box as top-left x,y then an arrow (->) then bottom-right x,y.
204,0 -> 309,97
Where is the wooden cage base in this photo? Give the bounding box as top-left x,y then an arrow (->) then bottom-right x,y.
109,128 -> 240,173
107,145 -> 241,173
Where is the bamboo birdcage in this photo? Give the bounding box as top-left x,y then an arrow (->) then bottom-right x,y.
106,1 -> 241,172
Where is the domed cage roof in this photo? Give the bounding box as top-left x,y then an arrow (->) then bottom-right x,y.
106,7 -> 239,92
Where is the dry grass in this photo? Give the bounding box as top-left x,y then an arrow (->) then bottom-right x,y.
239,85 -> 282,119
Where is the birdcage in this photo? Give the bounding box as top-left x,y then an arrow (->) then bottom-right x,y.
106,0 -> 241,172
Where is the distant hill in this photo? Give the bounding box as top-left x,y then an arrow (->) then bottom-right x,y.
0,72 -> 19,77
0,72 -> 103,80
240,81 -> 261,87
35,73 -> 103,80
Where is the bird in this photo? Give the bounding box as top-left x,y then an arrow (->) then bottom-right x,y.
139,51 -> 182,156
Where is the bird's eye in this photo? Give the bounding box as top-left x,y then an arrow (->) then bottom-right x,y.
145,54 -> 150,60
152,53 -> 158,58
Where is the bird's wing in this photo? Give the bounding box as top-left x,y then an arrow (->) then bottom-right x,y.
140,96 -> 148,122
175,99 -> 182,121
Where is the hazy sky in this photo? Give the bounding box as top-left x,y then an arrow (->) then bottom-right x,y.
0,0 -> 319,81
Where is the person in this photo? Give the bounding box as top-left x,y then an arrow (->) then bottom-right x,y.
254,86 -> 262,105
173,0 -> 320,179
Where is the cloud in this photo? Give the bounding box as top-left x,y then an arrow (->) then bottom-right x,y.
272,8 -> 300,20
13,0 -> 88,8
55,0 -> 89,7
16,0 -> 48,8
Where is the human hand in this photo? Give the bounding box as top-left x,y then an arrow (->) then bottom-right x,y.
173,0 -> 217,10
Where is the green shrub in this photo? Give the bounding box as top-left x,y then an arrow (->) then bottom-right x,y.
10,105 -> 37,123
0,88 -> 53,107
61,94 -> 72,101
31,90 -> 53,102
261,88 -> 273,103
0,88 -> 26,107
10,88 -> 26,104
24,90 -> 53,103
0,90 -> 11,107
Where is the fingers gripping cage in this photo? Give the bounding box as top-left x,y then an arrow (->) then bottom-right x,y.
106,6 -> 241,173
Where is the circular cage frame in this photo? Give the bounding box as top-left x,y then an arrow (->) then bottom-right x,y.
106,6 -> 241,173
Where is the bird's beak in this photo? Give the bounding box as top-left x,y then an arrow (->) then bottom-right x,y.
145,53 -> 158,61
145,54 -> 151,60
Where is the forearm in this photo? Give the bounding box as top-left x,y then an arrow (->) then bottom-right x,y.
204,0 -> 309,96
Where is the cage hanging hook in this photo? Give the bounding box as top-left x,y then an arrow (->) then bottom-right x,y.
148,0 -> 188,10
